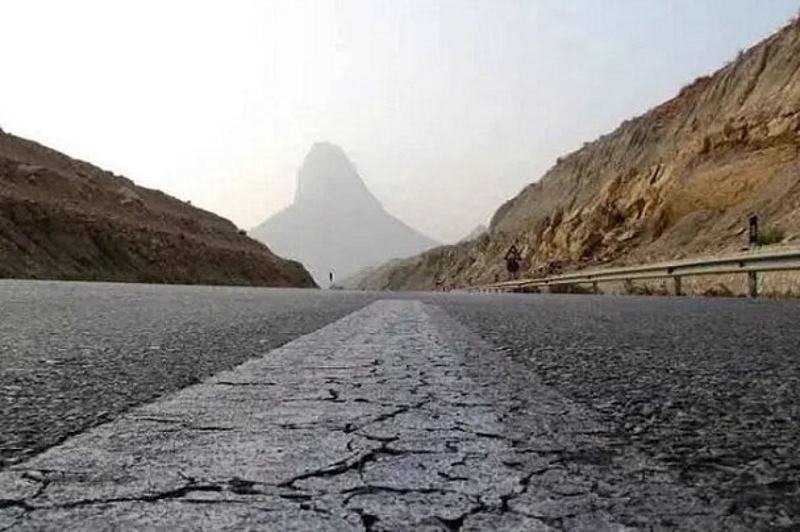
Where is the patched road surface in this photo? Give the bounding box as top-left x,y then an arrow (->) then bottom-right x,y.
2,282 -> 800,530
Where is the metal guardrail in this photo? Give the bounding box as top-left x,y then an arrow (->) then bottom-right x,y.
475,247 -> 800,297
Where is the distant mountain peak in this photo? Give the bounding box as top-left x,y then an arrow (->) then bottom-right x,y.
294,141 -> 380,209
252,143 -> 438,283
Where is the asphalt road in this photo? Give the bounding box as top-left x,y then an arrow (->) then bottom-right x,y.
432,293 -> 800,529
0,281 -> 379,467
2,281 -> 799,530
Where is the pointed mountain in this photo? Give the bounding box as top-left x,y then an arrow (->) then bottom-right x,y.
251,143 -> 438,283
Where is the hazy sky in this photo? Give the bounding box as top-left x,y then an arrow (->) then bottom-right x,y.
1,1 -> 797,242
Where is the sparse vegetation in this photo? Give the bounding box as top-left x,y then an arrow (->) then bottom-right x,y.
757,227 -> 786,246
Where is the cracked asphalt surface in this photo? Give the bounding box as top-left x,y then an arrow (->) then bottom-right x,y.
432,293 -> 800,529
2,282 -> 799,530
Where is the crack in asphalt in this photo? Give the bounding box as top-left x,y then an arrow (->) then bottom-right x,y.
277,449 -> 382,489
2,482 -> 227,513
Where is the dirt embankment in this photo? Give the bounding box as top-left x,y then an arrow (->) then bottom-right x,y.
0,130 -> 316,287
351,19 -> 800,292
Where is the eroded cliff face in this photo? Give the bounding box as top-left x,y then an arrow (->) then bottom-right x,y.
0,131 -> 316,287
352,20 -> 800,291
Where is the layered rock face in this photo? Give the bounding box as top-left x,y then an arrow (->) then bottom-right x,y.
251,143 -> 438,284
353,20 -> 800,291
0,131 -> 316,287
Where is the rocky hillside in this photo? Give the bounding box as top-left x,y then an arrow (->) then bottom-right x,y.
0,130 -> 316,287
251,142 -> 438,284
352,19 -> 800,291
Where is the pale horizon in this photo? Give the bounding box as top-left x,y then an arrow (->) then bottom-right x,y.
1,0 -> 797,243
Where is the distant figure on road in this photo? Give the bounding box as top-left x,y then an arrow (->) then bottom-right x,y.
505,245 -> 522,280
329,271 -> 334,286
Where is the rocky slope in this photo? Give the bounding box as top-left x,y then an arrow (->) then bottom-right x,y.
0,129 -> 316,287
251,142 -> 438,284
353,19 -> 800,291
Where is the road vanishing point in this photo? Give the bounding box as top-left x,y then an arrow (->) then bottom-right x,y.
1,281 -> 799,530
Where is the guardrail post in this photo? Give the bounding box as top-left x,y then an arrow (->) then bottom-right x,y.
592,281 -> 599,294
747,271 -> 758,298
673,276 -> 683,296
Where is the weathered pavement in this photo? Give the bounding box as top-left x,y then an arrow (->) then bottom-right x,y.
1,300 -> 745,531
